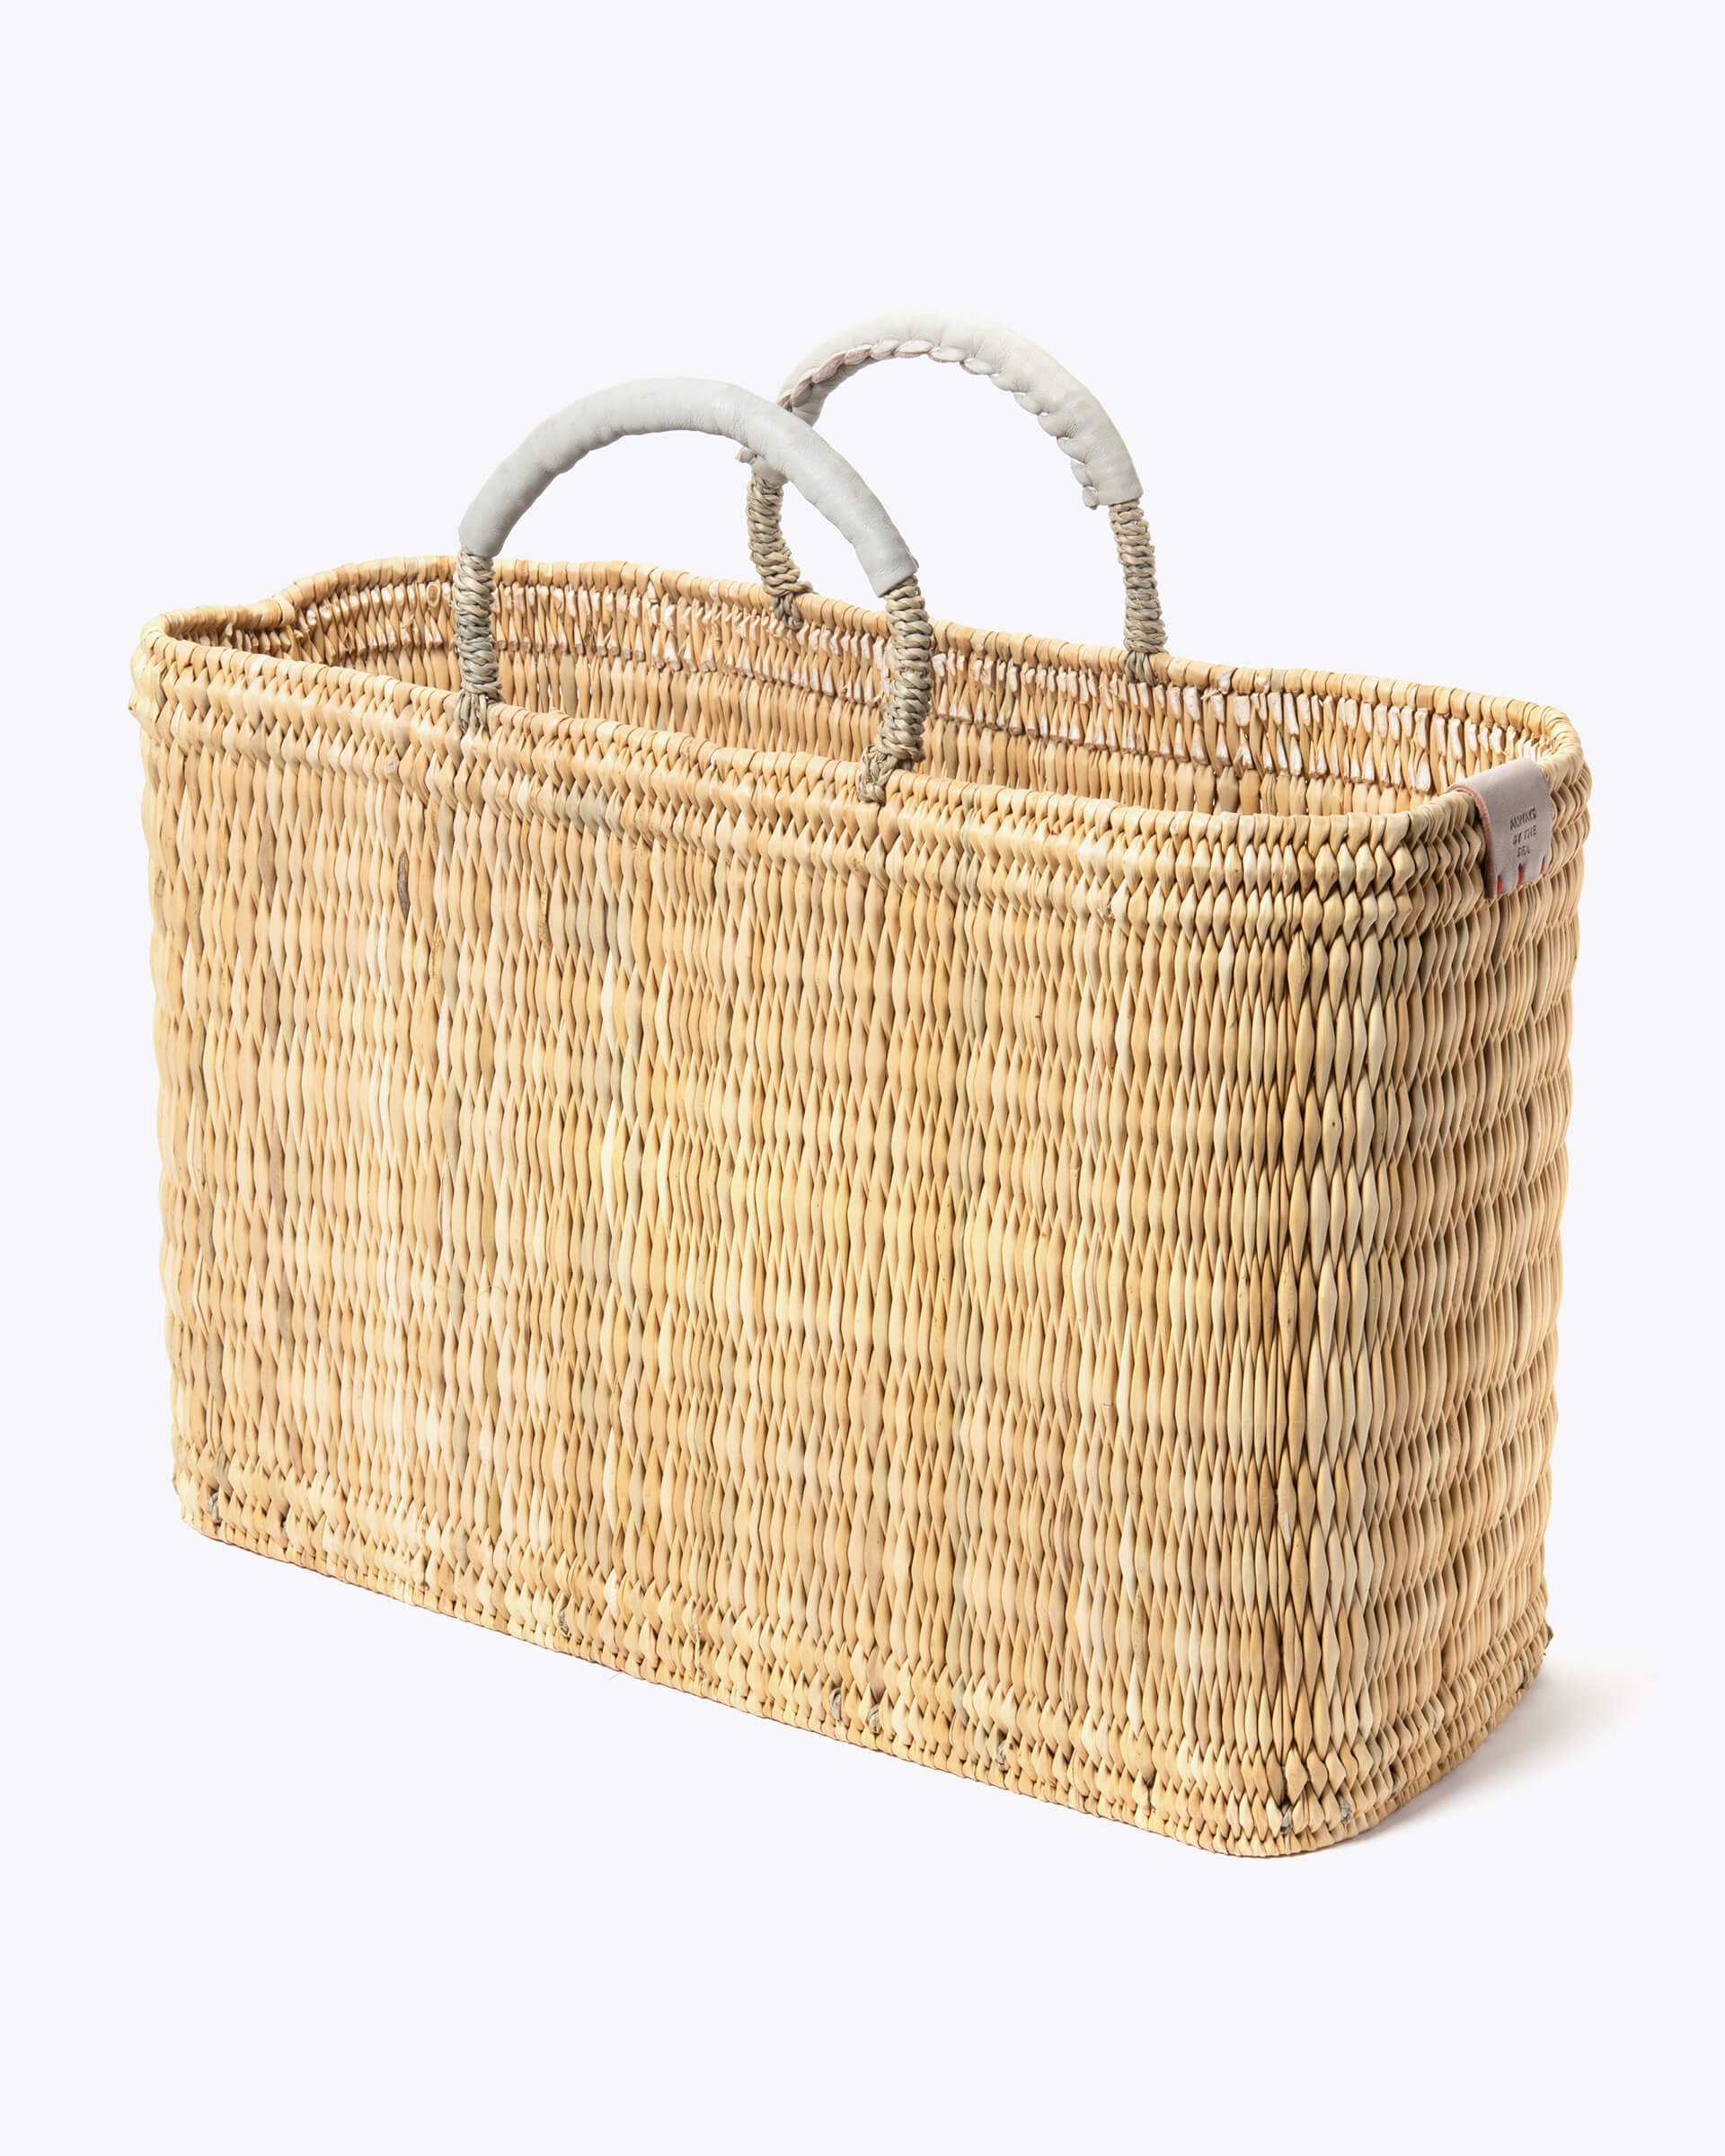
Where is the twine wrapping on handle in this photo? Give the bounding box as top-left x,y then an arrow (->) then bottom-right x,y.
860,576 -> 934,800
744,475 -> 813,625
1109,500 -> 1166,679
451,549 -> 500,733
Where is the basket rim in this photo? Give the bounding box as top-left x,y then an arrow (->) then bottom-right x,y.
134,554 -> 1588,879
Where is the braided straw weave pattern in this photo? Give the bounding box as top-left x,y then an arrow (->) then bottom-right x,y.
133,559 -> 1588,1854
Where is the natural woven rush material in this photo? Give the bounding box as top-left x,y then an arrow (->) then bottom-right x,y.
133,559 -> 1588,1854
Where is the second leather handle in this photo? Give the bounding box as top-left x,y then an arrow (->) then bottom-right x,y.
742,310 -> 1168,673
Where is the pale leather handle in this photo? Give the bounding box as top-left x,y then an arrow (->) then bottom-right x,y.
757,309 -> 1144,508
742,311 -> 1167,671
454,378 -> 932,802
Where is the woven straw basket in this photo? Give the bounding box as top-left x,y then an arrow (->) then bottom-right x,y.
132,315 -> 1589,1854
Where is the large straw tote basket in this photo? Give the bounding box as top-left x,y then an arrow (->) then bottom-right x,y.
132,317 -> 1589,1854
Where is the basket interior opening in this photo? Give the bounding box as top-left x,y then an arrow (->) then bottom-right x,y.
223,561 -> 1561,817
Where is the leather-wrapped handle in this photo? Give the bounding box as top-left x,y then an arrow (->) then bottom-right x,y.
454,378 -> 932,801
756,309 -> 1143,508
742,311 -> 1167,672
462,376 -> 917,588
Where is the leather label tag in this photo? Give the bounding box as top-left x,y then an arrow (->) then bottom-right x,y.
1452,760 -> 1552,897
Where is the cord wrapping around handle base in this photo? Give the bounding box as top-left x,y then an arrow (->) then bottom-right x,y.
745,473 -> 812,627
453,548 -> 500,731
1110,499 -> 1167,675
859,575 -> 933,803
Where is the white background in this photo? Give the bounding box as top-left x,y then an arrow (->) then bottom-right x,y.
4,3 -> 1720,2148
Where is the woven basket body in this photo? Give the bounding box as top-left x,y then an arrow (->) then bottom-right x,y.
133,557 -> 1588,1854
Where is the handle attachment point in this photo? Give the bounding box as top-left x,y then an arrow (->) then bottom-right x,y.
452,550 -> 500,732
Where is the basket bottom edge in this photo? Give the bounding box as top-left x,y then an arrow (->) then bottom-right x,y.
177,1495 -> 1548,1858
